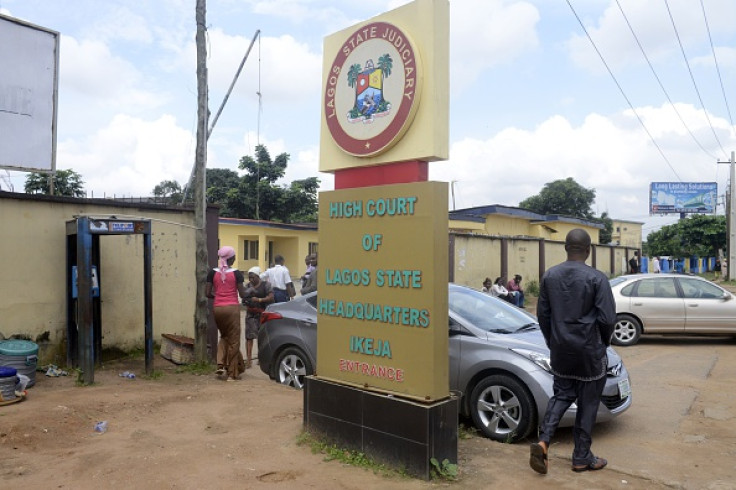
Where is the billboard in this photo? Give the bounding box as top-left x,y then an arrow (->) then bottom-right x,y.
0,14 -> 59,171
650,182 -> 717,214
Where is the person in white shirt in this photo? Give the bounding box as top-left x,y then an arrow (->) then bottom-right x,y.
261,255 -> 295,302
652,256 -> 661,274
491,276 -> 519,305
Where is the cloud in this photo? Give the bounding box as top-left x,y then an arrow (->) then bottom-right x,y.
450,0 -> 540,91
430,103 -> 734,221
565,0 -> 736,74
58,114 -> 194,197
81,6 -> 154,44
59,35 -> 161,107
177,29 -> 322,105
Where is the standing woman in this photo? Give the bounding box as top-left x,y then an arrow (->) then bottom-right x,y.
206,246 -> 248,381
242,267 -> 274,369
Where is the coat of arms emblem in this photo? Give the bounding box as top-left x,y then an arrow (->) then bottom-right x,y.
347,55 -> 393,124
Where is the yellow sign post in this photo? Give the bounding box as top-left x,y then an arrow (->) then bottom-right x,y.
317,182 -> 448,401
305,0 -> 454,479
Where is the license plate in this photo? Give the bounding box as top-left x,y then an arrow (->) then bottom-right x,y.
618,378 -> 631,399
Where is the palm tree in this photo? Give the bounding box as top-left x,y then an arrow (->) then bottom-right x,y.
377,54 -> 393,79
346,63 -> 362,88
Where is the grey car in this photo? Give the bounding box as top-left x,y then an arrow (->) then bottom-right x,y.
610,274 -> 736,346
258,284 -> 632,442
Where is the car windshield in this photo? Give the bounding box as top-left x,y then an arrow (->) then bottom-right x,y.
609,276 -> 629,288
449,286 -> 538,334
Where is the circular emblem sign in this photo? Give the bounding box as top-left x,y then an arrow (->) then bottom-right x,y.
324,21 -> 423,158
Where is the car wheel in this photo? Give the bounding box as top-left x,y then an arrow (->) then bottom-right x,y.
612,314 -> 642,346
469,374 -> 535,442
274,347 -> 313,389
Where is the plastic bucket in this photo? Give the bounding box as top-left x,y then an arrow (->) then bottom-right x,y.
0,339 -> 39,388
0,365 -> 17,401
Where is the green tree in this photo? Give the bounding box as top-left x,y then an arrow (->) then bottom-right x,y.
596,211 -> 614,245
646,214 -> 726,258
519,177 -> 596,219
205,168 -> 241,216
25,169 -> 85,197
277,176 -> 320,223
206,145 -> 319,223
152,180 -> 182,204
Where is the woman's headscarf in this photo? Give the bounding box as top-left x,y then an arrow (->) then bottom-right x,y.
217,246 -> 236,283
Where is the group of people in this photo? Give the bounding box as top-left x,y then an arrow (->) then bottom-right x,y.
482,275 -> 525,308
209,232 -> 615,475
629,252 -> 662,274
205,248 -> 317,381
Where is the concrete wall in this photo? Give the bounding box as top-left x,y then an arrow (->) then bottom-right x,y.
0,192 -> 216,362
449,232 -> 640,291
507,238 -> 539,283
453,234 -> 503,289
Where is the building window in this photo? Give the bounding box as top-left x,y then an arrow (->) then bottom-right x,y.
616,227 -> 620,232
308,242 -> 318,255
244,240 -> 259,260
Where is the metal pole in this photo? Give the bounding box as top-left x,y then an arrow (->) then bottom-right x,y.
180,29 -> 261,204
143,232 -> 153,375
730,151 -> 736,280
208,29 -> 261,139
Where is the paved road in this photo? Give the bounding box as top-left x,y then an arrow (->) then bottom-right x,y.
540,335 -> 736,488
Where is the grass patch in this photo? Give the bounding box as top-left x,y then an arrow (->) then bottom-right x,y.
143,370 -> 165,380
297,431 -> 411,479
525,279 -> 539,296
175,361 -> 215,375
458,423 -> 478,440
430,457 -> 458,481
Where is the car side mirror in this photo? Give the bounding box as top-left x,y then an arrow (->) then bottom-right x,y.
723,292 -> 732,301
449,320 -> 464,336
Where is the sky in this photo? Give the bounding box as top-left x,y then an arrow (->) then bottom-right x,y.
1,0 -> 735,240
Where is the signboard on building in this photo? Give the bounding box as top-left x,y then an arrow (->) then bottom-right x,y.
318,182 -> 448,401
0,14 -> 59,172
650,182 -> 717,215
319,0 -> 448,172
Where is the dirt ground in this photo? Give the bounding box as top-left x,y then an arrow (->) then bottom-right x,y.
1,344 -> 732,490
2,290 -> 735,489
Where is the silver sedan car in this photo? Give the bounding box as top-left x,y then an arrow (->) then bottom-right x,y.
610,274 -> 736,346
258,284 -> 632,442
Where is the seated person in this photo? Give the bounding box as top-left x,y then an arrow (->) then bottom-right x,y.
506,274 -> 525,308
491,276 -> 520,306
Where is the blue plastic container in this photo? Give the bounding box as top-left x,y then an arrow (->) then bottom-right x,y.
0,365 -> 18,401
0,339 -> 38,388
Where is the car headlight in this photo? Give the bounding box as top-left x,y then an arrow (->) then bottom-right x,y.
511,348 -> 552,373
607,361 -> 623,377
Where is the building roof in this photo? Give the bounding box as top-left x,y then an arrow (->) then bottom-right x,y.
449,204 -> 604,229
219,217 -> 318,231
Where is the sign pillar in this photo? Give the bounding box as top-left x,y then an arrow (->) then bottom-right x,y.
305,0 -> 455,479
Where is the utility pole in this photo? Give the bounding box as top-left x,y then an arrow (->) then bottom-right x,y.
193,0 -> 209,361
718,151 -> 736,281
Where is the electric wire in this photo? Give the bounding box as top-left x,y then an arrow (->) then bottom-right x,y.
565,0 -> 683,182
664,0 -> 727,157
700,0 -> 734,129
614,0 -> 718,161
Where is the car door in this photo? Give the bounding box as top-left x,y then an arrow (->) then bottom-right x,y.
629,277 -> 685,332
448,317 -> 464,392
300,295 -> 319,362
677,278 -> 736,333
